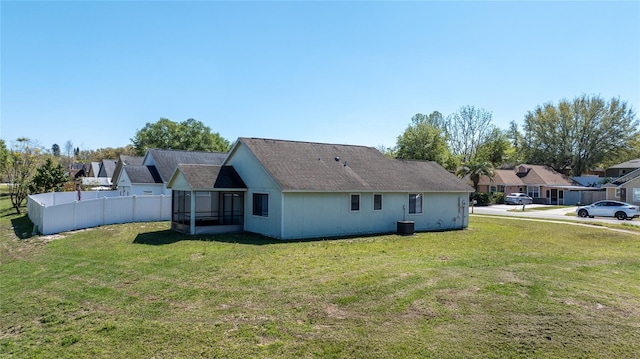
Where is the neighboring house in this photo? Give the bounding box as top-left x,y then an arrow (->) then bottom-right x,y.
97,159 -> 118,179
117,165 -> 164,196
605,158 -> 640,178
111,155 -> 144,192
602,168 -> 640,205
167,137 -> 473,239
82,161 -> 112,189
476,164 -> 601,205
87,162 -> 101,177
113,149 -> 228,196
68,162 -> 90,179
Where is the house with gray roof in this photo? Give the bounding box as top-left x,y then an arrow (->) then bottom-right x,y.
167,137 -> 473,239
111,155 -> 144,192
113,149 -> 227,196
605,158 -> 640,178
603,168 -> 640,205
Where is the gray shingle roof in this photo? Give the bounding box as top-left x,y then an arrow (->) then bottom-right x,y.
121,155 -> 144,166
608,158 -> 640,169
176,165 -> 246,189
239,138 -> 473,192
125,165 -> 163,184
147,149 -> 227,183
98,159 -> 118,178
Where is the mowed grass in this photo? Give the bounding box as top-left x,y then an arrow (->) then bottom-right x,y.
1,194 -> 639,358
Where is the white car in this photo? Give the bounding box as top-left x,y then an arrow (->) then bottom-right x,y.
505,193 -> 533,205
576,200 -> 639,220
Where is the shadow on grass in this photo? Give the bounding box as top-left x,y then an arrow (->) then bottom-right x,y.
133,230 -> 284,246
10,215 -> 35,239
133,228 -> 414,246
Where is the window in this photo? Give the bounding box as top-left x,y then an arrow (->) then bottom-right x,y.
252,193 -> 268,217
527,186 -> 540,198
615,188 -> 621,198
373,194 -> 382,211
408,193 -> 422,214
350,194 -> 360,211
489,185 -> 497,193
633,188 -> 640,202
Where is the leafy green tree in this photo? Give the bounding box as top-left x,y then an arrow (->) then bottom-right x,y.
7,138 -> 41,214
395,112 -> 456,170
29,158 -> 68,194
475,128 -> 510,166
522,95 -> 638,176
77,145 -> 137,162
51,143 -> 61,157
456,161 -> 495,192
504,120 -> 526,166
0,140 -> 9,180
131,118 -> 231,156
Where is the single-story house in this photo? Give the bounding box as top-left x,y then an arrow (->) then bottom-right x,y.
111,155 -> 144,193
167,137 -> 474,240
113,149 -> 227,196
476,164 -> 603,205
603,168 -> 640,206
605,158 -> 640,178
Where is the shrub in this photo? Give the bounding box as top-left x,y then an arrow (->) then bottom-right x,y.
472,192 -> 491,206
491,192 -> 505,204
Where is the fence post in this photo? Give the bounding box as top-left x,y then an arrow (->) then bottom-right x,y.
132,195 -> 136,223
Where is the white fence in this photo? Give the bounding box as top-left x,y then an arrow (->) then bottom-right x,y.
28,191 -> 171,235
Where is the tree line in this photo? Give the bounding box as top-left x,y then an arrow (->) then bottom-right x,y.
1,94 -> 639,214
391,95 -> 639,187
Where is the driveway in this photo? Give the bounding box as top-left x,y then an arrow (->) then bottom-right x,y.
470,204 -> 640,227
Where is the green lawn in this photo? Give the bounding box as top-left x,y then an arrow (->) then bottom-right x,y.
1,194 -> 639,358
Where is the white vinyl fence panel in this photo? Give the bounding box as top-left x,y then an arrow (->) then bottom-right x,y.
28,192 -> 171,235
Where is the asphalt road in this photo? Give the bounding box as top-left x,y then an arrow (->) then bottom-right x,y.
470,204 -> 640,227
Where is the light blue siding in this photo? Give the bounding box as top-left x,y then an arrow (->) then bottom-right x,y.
281,192 -> 469,239
226,144 -> 282,238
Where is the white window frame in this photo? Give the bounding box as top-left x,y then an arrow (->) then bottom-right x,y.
527,186 -> 540,198
408,193 -> 423,214
615,188 -> 621,198
489,185 -> 497,193
633,188 -> 640,202
373,193 -> 383,211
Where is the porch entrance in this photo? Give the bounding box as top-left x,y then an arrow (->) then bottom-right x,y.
171,190 -> 244,234
549,189 -> 564,205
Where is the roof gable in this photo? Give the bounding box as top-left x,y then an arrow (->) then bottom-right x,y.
478,164 -> 578,186
610,167 -> 640,186
146,149 -> 228,183
123,165 -> 163,184
237,138 -> 472,192
168,165 -> 246,190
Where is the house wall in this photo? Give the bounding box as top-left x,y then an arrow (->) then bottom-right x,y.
279,191 -> 469,240
622,176 -> 640,205
118,170 -> 166,196
605,187 -> 618,200
226,143 -> 283,238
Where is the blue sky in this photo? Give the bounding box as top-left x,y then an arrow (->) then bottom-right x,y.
2,1 -> 639,152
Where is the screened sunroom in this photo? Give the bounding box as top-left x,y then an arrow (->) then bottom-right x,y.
167,165 -> 246,235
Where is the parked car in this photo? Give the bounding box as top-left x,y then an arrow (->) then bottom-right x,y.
504,193 -> 533,205
576,200 -> 639,220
